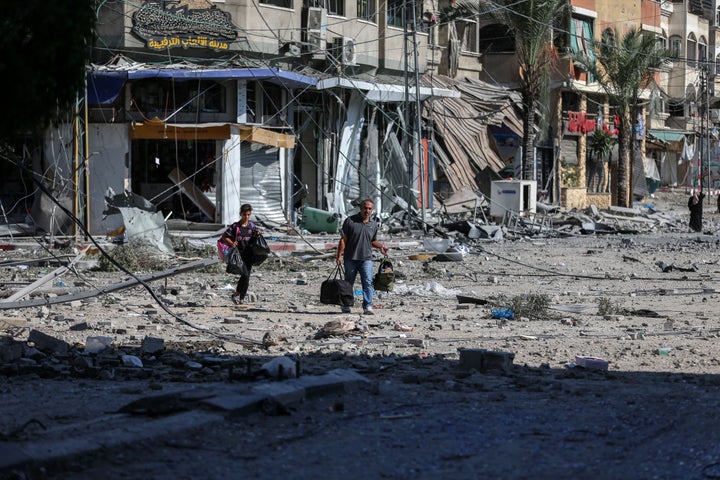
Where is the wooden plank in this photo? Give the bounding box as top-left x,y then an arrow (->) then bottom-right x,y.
0,258 -> 217,310
1,248 -> 87,303
239,126 -> 296,148
168,168 -> 216,221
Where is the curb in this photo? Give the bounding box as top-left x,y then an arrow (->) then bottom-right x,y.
0,369 -> 368,473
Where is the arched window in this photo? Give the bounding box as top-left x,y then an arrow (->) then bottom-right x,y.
699,35 -> 708,66
669,35 -> 682,58
687,32 -> 697,67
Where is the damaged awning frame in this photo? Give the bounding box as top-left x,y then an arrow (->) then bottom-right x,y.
315,77 -> 460,102
129,117 -> 295,148
88,67 -> 318,105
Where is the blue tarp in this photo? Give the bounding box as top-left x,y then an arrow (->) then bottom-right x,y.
87,68 -> 318,105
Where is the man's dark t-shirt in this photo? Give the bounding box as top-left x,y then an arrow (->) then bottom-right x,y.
341,214 -> 379,261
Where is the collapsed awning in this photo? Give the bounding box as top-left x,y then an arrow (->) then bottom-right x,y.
130,117 -> 295,148
88,68 -> 318,105
315,77 -> 459,102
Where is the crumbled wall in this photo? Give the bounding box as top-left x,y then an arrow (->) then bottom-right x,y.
560,187 -> 586,210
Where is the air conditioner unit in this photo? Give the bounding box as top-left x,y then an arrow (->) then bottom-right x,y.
307,7 -> 326,30
333,36 -> 357,65
305,7 -> 327,53
280,42 -> 301,57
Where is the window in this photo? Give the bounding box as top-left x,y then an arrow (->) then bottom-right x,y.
242,81 -> 285,126
478,24 -> 514,53
327,0 -> 344,16
687,32 -> 697,68
358,0 -> 376,22
262,84 -> 284,126
386,0 -> 424,30
387,0 -> 405,28
669,35 -> 682,58
260,0 -> 292,8
456,18 -> 478,53
668,101 -> 684,118
699,35 -> 707,66
649,90 -> 665,119
130,80 -> 226,116
245,81 -> 256,123
656,30 -> 666,53
570,16 -> 594,63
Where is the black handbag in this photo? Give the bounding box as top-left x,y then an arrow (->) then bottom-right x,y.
373,256 -> 395,292
225,247 -> 249,276
320,265 -> 354,307
249,234 -> 271,266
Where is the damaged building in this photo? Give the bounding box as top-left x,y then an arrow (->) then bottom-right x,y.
14,0 -> 529,238
13,0 -> 717,239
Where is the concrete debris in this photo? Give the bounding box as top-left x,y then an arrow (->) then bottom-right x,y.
260,356 -> 298,379
0,188 -> 719,478
318,319 -> 358,337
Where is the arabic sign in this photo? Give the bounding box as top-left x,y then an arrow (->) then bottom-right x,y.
146,35 -> 230,50
132,1 -> 237,51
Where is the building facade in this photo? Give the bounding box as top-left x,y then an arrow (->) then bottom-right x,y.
39,0 -> 463,236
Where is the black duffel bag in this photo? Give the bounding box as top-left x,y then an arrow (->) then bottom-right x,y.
320,265 -> 354,307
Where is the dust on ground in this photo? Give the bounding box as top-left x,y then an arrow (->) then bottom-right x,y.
4,189 -> 720,479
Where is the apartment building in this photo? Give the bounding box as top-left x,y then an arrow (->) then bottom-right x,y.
46,0 -> 717,236
40,0 -> 461,236
461,0 -> 720,208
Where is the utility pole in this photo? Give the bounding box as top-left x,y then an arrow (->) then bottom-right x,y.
410,0 -> 426,228
705,62 -> 711,198
402,0 -> 427,229
699,64 -> 710,198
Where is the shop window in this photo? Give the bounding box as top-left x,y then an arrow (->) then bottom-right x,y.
243,81 -> 286,126
130,80 -> 226,116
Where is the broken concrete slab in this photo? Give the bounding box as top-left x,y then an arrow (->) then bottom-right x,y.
0,368 -> 369,471
458,348 -> 515,373
27,330 -> 69,355
0,411 -> 222,472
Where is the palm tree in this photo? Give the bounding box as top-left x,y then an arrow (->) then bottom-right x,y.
588,129 -> 616,192
454,0 -> 568,181
573,27 -> 664,207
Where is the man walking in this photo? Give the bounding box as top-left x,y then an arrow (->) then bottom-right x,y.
336,199 -> 388,314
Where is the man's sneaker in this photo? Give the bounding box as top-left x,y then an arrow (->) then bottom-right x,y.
363,307 -> 374,315
231,293 -> 243,305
